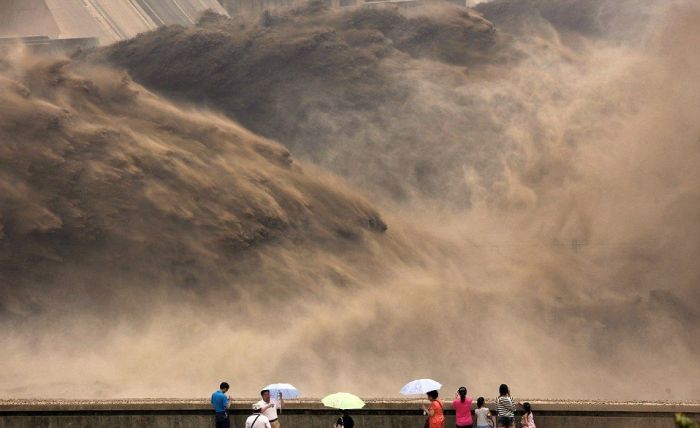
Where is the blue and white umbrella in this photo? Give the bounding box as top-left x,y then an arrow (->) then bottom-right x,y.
400,379 -> 442,395
263,383 -> 301,399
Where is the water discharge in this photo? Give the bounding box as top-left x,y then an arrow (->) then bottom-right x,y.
0,0 -> 698,400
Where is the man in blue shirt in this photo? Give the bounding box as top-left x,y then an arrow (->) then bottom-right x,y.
211,382 -> 231,428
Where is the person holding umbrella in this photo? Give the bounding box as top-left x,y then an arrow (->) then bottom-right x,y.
256,389 -> 282,428
322,392 -> 365,428
335,410 -> 355,428
261,382 -> 300,426
422,390 -> 445,428
400,379 -> 444,428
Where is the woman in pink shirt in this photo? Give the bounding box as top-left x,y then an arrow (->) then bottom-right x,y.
452,386 -> 474,428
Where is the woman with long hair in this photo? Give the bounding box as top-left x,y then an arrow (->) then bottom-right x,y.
496,384 -> 516,428
452,386 -> 473,428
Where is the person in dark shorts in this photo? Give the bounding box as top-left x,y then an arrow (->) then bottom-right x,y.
211,382 -> 232,428
496,384 -> 515,428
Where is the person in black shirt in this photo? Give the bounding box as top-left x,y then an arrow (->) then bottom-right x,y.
335,410 -> 354,428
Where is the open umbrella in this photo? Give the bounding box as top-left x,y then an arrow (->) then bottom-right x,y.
262,383 -> 301,399
321,392 -> 366,409
400,379 -> 442,395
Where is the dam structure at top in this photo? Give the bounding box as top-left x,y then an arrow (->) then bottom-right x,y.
0,0 -> 229,44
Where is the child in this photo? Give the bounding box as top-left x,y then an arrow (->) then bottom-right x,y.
474,397 -> 495,428
521,402 -> 536,428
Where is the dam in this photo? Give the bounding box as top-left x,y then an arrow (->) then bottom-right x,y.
0,0 -> 228,44
1,399 -> 698,427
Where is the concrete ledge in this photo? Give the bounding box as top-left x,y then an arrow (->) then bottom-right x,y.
1,399 -> 698,428
1,398 -> 699,412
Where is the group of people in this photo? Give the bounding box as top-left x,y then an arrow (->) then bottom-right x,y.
211,382 -> 285,428
423,384 -> 535,428
211,381 -> 534,428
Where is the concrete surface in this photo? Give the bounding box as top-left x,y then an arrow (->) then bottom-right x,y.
1,399 -> 698,427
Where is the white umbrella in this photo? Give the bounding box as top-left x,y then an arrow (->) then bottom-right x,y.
400,379 -> 442,395
263,383 -> 301,399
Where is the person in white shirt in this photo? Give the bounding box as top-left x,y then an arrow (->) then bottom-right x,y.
255,389 -> 283,428
246,403 -> 271,428
474,396 -> 495,428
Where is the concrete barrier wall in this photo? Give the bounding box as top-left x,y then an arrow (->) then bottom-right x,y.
0,411 -> 690,428
1,400 -> 698,428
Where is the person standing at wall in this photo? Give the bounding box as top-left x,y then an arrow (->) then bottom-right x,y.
453,386 -> 474,428
496,384 -> 516,428
423,390 -> 446,428
335,410 -> 355,428
256,389 -> 282,428
211,382 -> 232,428
520,402 -> 536,428
246,402 -> 272,428
474,397 -> 495,428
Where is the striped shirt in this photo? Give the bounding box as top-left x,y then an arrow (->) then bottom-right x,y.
496,396 -> 516,417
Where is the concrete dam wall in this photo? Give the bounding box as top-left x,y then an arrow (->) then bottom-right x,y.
1,399 -> 698,428
0,0 -> 228,44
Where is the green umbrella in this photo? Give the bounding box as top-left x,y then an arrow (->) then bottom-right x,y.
321,392 -> 366,409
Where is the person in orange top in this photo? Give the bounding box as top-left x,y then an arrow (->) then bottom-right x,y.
422,390 -> 445,428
